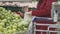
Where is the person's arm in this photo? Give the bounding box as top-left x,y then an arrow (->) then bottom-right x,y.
32,8 -> 51,17
32,0 -> 49,17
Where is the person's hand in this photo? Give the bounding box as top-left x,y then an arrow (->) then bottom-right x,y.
16,11 -> 24,18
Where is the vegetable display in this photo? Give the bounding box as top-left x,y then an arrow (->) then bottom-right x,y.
0,7 -> 30,34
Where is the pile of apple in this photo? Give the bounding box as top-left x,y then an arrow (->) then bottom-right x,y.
0,7 -> 30,34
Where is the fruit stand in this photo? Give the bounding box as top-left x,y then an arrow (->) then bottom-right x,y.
0,0 -> 37,34
0,7 -> 34,34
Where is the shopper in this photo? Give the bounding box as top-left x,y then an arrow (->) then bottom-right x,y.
23,6 -> 32,21
19,0 -> 57,18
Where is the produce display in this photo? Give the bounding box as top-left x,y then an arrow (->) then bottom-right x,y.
0,7 -> 30,34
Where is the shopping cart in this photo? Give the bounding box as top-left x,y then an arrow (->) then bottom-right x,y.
32,16 -> 60,34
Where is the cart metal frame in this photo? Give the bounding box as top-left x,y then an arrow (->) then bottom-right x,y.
32,16 -> 60,34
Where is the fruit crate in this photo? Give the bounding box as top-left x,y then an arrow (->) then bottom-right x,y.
32,16 -> 60,34
0,5 -> 36,14
0,6 -> 34,34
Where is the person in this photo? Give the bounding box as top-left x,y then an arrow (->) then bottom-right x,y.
23,6 -> 32,21
20,6 -> 32,28
19,0 -> 57,18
